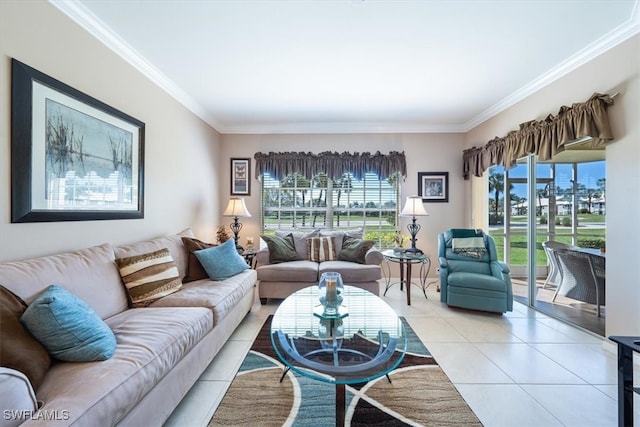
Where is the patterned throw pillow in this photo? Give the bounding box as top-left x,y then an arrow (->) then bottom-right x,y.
115,248 -> 182,307
306,237 -> 337,262
338,235 -> 375,264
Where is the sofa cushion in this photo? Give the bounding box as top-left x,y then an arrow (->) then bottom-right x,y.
194,238 -> 249,281
0,243 -> 127,320
275,229 -> 319,260
0,285 -> 51,391
150,269 -> 257,325
20,285 -> 117,362
116,248 -> 183,307
182,237 -> 216,283
114,228 -> 194,280
33,307 -> 212,426
257,260 -> 319,282
319,229 -> 364,256
306,236 -> 337,262
337,236 -> 375,264
319,260 -> 382,283
261,234 -> 298,263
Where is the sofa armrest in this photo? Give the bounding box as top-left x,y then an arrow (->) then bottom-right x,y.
491,260 -> 510,276
364,247 -> 383,265
255,247 -> 270,268
0,367 -> 38,426
438,257 -> 448,269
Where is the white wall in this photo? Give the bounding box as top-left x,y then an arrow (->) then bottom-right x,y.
465,35 -> 640,338
220,133 -> 466,274
0,1 -> 222,262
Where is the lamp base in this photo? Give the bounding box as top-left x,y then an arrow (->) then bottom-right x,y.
404,247 -> 423,255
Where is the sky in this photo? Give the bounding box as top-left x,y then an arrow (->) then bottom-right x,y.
493,161 -> 605,199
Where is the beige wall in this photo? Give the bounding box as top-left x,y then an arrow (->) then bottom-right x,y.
220,133 -> 466,268
0,1 -> 222,262
464,35 -> 640,338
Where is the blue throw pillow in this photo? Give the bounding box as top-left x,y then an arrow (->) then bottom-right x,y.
20,285 -> 116,362
194,238 -> 249,281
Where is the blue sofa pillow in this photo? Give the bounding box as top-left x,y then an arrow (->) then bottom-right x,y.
194,238 -> 249,281
20,285 -> 116,362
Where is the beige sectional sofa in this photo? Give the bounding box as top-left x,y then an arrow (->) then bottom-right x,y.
256,229 -> 382,304
0,229 -> 257,427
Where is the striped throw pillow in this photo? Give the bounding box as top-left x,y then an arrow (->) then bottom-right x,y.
115,248 -> 182,307
306,237 -> 337,262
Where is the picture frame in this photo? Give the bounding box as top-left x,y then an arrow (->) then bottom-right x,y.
11,59 -> 145,222
418,172 -> 449,203
230,158 -> 251,196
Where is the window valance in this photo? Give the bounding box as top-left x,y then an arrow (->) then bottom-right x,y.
463,93 -> 616,180
254,151 -> 407,181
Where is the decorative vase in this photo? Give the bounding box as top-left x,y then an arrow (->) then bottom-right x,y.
318,272 -> 344,316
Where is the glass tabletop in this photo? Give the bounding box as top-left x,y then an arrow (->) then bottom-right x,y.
381,249 -> 428,262
270,285 -> 407,385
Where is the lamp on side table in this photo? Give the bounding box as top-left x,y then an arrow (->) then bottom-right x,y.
399,195 -> 429,255
223,197 -> 251,253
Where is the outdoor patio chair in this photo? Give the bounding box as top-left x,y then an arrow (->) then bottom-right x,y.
552,249 -> 606,317
542,240 -> 578,289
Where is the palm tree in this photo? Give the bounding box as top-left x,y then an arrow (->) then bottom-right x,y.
488,171 -> 505,219
311,173 -> 329,227
333,173 -> 353,226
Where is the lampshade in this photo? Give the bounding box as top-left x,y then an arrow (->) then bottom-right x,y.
400,196 -> 429,217
222,197 -> 251,218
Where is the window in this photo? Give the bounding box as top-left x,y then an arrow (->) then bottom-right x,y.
261,172 -> 401,248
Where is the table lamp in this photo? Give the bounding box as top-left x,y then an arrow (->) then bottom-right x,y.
223,197 -> 251,252
399,195 -> 429,254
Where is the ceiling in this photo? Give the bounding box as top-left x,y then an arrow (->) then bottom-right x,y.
54,0 -> 639,134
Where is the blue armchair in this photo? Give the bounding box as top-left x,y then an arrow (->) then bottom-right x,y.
438,229 -> 513,313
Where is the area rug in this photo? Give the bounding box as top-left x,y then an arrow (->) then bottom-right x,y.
209,316 -> 482,426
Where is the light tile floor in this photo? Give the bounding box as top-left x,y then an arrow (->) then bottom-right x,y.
165,280 -> 639,427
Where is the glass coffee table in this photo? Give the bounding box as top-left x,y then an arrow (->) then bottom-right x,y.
270,285 -> 407,427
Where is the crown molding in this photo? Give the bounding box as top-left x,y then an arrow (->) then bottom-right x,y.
218,121 -> 466,135
49,0 -> 223,131
463,3 -> 640,132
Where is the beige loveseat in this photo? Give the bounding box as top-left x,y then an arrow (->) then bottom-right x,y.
0,229 -> 256,427
256,229 -> 382,304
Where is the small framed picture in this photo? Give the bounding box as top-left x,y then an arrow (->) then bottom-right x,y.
418,172 -> 449,203
230,158 -> 251,195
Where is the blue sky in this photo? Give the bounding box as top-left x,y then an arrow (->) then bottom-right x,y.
493,161 -> 605,198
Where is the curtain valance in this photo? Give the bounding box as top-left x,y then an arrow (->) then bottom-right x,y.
463,93 -> 615,180
254,151 -> 407,181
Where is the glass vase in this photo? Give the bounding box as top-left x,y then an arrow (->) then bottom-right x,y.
318,271 -> 344,316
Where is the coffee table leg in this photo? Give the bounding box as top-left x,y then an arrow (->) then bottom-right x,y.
336,384 -> 345,427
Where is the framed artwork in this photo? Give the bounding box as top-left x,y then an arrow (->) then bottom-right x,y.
418,172 -> 449,203
230,158 -> 251,195
11,59 -> 145,222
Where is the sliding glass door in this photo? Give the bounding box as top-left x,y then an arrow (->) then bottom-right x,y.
487,147 -> 606,335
